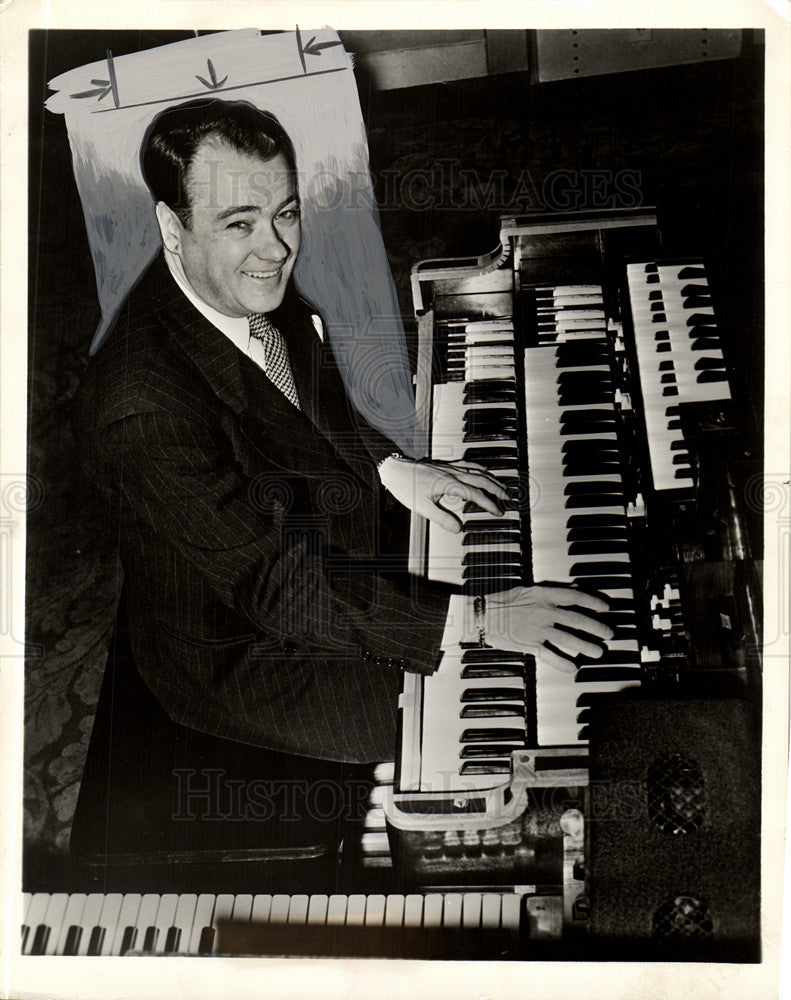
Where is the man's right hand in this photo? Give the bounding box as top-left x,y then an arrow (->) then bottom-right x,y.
483,586 -> 613,673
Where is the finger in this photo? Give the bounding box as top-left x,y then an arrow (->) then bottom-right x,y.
539,587 -> 611,614
545,627 -> 604,660
435,483 -> 505,517
453,472 -> 511,501
536,644 -> 577,674
554,609 -> 614,642
421,501 -> 462,534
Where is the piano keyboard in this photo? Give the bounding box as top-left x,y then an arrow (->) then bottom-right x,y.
20,889 -> 525,958
411,285 -> 642,791
626,260 -> 731,492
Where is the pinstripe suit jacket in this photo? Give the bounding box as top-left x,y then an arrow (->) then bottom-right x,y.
74,254 -> 452,763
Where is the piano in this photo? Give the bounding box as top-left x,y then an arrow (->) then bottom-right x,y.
22,210 -> 760,960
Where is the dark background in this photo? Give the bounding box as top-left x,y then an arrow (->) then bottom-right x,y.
25,29 -> 764,887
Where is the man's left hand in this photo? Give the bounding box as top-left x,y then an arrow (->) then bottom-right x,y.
378,456 -> 509,533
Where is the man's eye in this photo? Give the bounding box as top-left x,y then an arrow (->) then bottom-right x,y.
276,209 -> 300,223
227,220 -> 252,231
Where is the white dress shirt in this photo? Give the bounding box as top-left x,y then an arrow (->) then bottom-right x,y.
163,248 -> 324,384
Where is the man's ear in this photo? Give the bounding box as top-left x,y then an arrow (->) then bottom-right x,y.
155,201 -> 185,255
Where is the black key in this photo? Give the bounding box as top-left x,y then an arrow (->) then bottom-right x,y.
576,666 -> 642,683
694,357 -> 727,370
571,575 -> 632,590
697,370 -> 729,383
658,359 -> 675,371
690,338 -> 721,351
567,513 -> 627,528
463,530 -> 520,546
460,761 -> 512,775
567,526 -> 628,541
564,481 -> 623,496
660,372 -> 677,384
462,687 -> 525,702
462,518 -> 518,532
460,728 -> 525,742
165,927 -> 181,953
120,926 -> 137,956
565,494 -> 625,509
569,539 -> 630,555
580,650 -> 642,666
198,926 -> 215,955
88,926 -> 105,956
672,453 -> 691,465
654,330 -> 670,341
570,561 -> 631,576
559,409 -> 615,424
462,664 -> 524,678
677,266 -> 707,279
64,925 -> 82,956
462,648 -> 527,664
143,926 -> 158,952
686,312 -> 717,326
461,705 -> 525,718
662,386 -> 679,397
31,924 -> 50,956
656,342 -> 672,353
460,744 -> 517,758
560,421 -> 617,436
563,462 -> 622,478
463,447 -> 519,463
681,295 -> 713,310
680,283 -> 710,296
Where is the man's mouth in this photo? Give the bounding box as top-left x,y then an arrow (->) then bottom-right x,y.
243,267 -> 283,280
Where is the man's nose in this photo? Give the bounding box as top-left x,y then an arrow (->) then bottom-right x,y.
251,223 -> 289,262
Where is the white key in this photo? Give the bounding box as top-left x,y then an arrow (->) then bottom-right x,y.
325,895 -> 348,926
287,895 -> 310,925
167,894 -> 198,955
110,894 -> 142,956
133,894 -> 162,954
77,894 -> 108,956
209,894 -> 236,955
187,894 -> 215,955
250,894 -> 273,925
55,893 -> 87,956
94,893 -> 124,956
22,893 -> 50,955
364,895 -> 387,927
345,894 -> 367,926
307,895 -> 329,925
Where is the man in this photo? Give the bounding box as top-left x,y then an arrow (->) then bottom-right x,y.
74,99 -> 611,764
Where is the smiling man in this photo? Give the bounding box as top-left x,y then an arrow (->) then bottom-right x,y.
74,99 -> 610,764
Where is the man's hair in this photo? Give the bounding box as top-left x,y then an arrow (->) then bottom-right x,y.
141,99 -> 296,228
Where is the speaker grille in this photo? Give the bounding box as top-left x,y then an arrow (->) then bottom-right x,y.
652,896 -> 714,941
647,753 -> 705,834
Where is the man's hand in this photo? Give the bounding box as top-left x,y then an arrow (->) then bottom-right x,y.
378,456 -> 509,532
484,586 -> 613,673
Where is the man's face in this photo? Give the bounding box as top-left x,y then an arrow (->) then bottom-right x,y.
176,140 -> 301,317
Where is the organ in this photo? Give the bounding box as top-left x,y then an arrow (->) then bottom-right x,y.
382,209 -> 761,948
22,210 -> 761,960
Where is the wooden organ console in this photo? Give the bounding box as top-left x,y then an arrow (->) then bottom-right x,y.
22,210 -> 761,961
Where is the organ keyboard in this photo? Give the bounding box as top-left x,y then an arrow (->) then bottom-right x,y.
385,209 -> 753,884
21,889 -> 528,958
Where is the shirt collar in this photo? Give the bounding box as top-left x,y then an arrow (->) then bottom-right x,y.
163,247 -> 250,340
163,246 -> 325,345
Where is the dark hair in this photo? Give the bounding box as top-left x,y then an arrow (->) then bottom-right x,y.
141,99 -> 296,228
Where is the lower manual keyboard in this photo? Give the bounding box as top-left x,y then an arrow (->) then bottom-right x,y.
21,889 -> 526,958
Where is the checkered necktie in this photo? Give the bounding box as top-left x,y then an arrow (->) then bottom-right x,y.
247,313 -> 301,409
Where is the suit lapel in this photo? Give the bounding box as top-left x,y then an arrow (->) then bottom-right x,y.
145,253 -> 377,486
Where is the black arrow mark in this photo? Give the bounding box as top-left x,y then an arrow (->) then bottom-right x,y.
295,25 -> 343,74
196,58 -> 228,90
